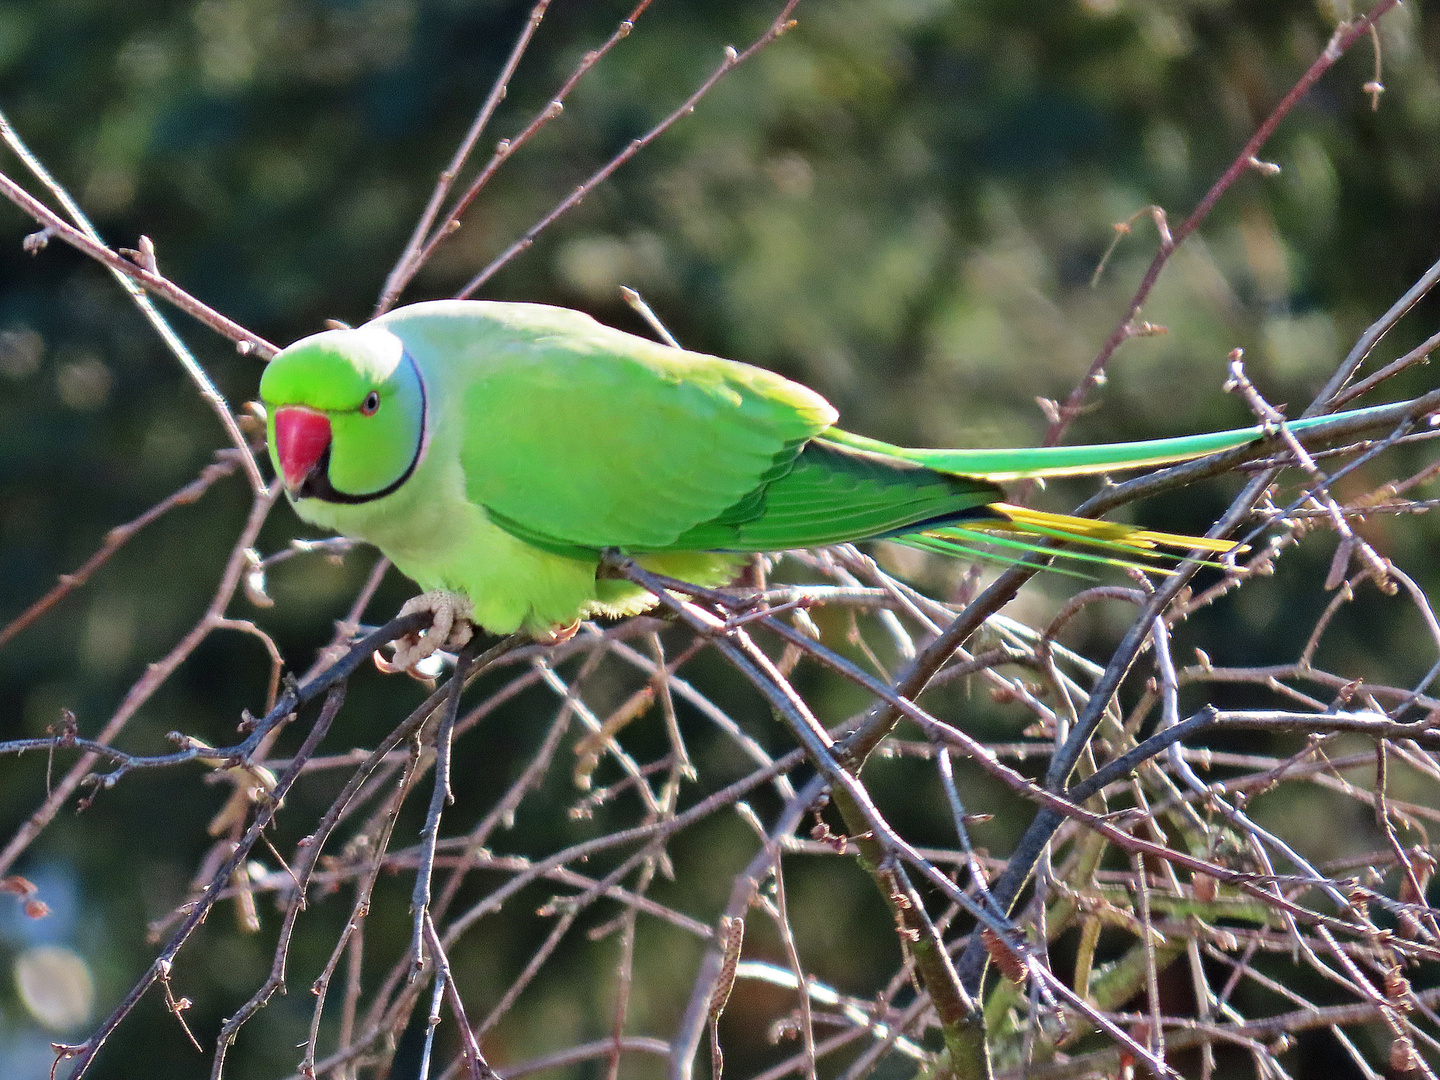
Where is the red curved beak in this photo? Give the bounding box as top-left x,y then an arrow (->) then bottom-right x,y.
274,406 -> 332,492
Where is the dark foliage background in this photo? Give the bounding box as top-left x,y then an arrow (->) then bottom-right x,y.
3,2 -> 1440,1078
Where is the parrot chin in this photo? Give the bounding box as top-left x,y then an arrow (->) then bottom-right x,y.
274,406 -> 333,496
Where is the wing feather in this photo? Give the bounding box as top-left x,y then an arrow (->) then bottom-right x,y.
670,441 -> 1004,551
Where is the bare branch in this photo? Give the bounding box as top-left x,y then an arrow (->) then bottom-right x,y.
0,169 -> 277,357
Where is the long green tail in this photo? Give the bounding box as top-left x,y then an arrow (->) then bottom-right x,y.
505,400 -> 1403,573
820,400 -> 1403,482
655,426 -> 1252,568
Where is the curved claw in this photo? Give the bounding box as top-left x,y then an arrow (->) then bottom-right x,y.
373,591 -> 474,677
532,620 -> 580,647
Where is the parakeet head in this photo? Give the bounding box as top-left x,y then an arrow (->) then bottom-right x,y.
259,325 -> 427,503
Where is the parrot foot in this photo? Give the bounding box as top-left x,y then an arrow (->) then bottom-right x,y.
532,620 -> 580,647
375,591 -> 474,676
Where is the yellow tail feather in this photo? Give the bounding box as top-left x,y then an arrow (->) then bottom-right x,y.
984,503 -> 1245,556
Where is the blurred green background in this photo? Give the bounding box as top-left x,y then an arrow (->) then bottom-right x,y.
3,1 -> 1440,1077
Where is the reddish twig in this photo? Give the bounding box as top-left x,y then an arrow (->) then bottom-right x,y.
0,453 -> 241,652
0,110 -> 267,492
0,485 -> 282,879
0,169 -> 278,357
52,682 -> 348,1080
1038,1 -> 1400,451
457,0 -> 802,295
378,0 -> 556,314
380,1 -> 655,309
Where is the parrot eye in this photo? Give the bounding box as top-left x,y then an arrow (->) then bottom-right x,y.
360,391 -> 380,416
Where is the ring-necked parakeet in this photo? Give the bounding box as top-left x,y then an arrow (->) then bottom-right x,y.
258,299 -> 1376,665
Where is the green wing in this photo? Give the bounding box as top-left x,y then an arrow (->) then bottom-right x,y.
440,304 -> 838,549
667,440 -> 1004,552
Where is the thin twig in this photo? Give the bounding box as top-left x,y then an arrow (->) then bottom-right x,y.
378,0 -> 557,313
458,0 -> 801,294
54,682 -> 348,1080
1035,1 -> 1399,452
387,1 -> 657,304
0,453 -> 241,651
0,169 -> 277,357
0,111 -> 267,492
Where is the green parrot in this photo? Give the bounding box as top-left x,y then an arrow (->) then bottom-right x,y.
258,299 -> 1375,667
